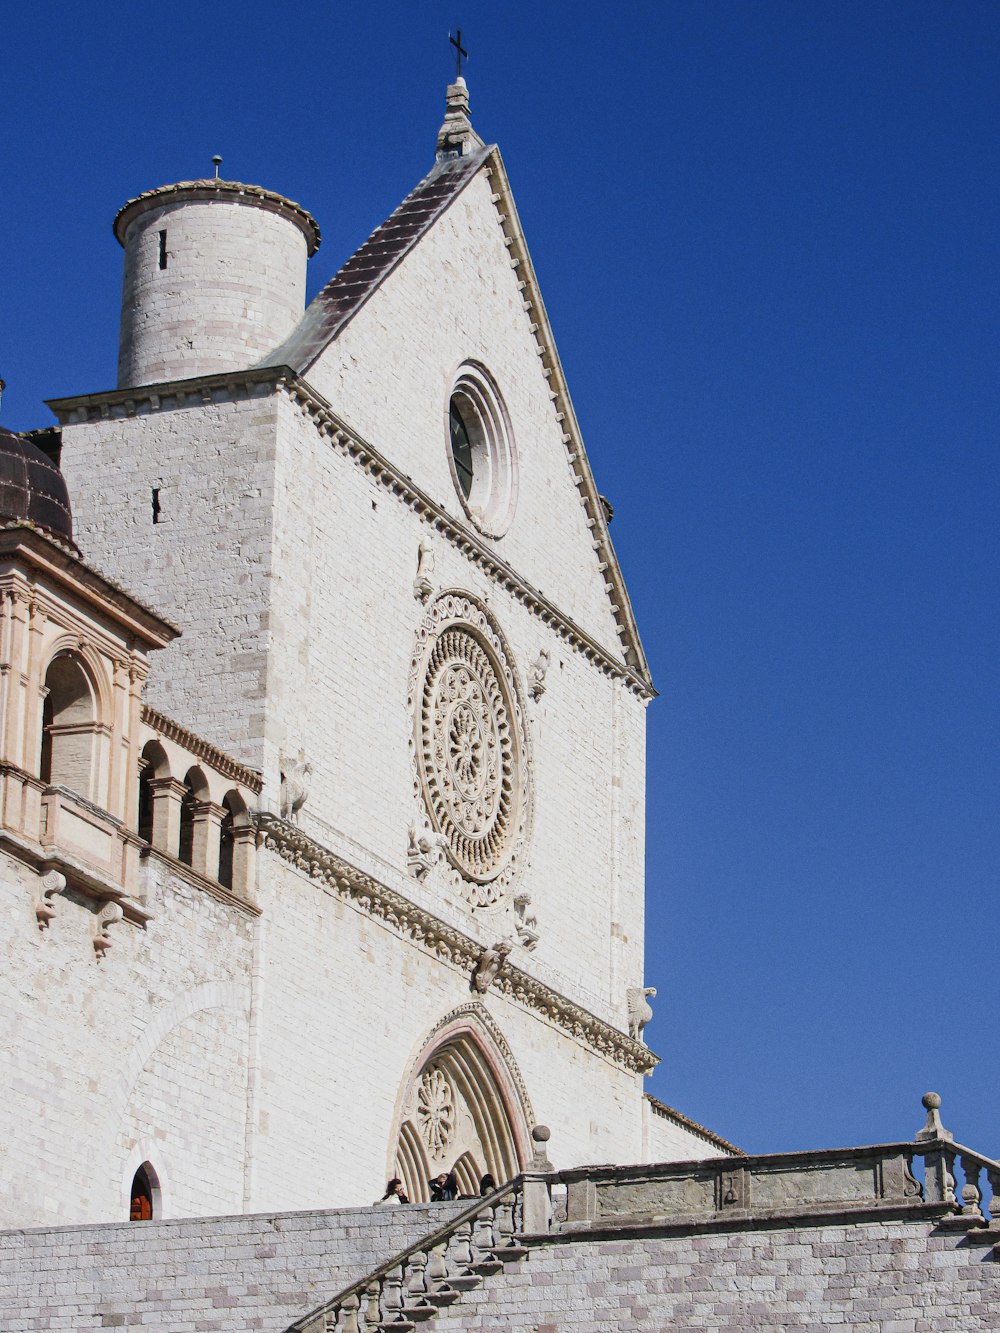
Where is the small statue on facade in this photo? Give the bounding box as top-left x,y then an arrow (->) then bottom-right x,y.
413,541 -> 435,603
279,753 -> 312,824
471,939 -> 512,993
626,986 -> 656,1042
528,648 -> 551,701
407,823 -> 448,881
513,889 -> 539,951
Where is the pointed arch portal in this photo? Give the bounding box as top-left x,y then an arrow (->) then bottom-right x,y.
391,1006 -> 533,1203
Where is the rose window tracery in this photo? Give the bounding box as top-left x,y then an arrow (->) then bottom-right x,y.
416,1066 -> 455,1154
410,594 -> 530,908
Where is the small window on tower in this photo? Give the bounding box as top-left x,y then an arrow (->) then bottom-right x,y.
158,230 -> 168,270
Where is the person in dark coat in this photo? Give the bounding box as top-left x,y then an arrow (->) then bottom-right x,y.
429,1171 -> 458,1201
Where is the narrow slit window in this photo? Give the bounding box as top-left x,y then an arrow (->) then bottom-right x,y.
158,230 -> 168,270
151,488 -> 161,524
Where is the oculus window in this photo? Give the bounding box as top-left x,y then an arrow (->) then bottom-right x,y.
446,365 -> 517,537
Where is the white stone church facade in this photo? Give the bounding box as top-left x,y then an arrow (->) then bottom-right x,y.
1,79 -> 730,1233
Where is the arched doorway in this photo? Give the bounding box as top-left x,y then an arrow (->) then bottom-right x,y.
391,1006 -> 533,1203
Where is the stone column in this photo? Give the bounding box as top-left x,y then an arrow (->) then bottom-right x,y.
191,801 -> 226,879
148,776 -> 187,856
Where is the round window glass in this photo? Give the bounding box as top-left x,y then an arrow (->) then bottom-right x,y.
446,366 -> 517,538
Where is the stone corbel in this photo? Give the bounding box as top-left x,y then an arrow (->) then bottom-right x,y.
93,899 -> 125,958
35,869 -> 67,930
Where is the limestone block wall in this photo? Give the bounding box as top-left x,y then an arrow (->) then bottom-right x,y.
117,192 -> 311,388
432,1218 -> 997,1331
244,849 -> 645,1214
0,847 -> 255,1228
264,396 -> 647,1024
305,169 -> 625,659
58,390 -> 280,769
0,1202 -> 464,1332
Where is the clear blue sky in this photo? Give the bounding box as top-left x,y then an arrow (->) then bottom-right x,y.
4,2 -> 998,1157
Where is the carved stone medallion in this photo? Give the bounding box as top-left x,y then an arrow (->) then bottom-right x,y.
416,1066 -> 455,1154
410,593 -> 531,908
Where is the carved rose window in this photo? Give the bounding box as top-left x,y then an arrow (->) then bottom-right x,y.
410,594 -> 530,908
416,1066 -> 455,1154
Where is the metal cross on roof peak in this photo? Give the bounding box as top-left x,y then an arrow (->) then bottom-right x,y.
449,29 -> 468,80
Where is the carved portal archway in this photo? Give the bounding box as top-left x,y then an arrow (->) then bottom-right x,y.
392,1005 -> 533,1203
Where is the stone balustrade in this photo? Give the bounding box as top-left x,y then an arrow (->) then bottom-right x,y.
290,1100 -> 998,1333
290,1182 -> 527,1333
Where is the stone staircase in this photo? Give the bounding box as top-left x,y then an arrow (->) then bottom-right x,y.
287,1180 -> 535,1333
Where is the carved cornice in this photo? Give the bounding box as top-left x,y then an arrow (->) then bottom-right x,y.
141,705 -> 263,792
253,811 -> 658,1076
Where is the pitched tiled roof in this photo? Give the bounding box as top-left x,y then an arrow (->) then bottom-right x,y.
258,146 -> 491,374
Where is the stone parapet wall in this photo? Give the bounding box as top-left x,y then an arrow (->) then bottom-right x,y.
0,1202 -> 463,1332
431,1216 -> 997,1331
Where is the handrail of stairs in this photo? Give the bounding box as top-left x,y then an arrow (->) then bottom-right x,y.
287,1174 -> 536,1333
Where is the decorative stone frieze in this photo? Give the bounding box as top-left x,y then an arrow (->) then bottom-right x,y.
253,811 -> 657,1075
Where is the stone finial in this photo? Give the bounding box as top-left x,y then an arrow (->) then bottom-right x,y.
915,1090 -> 953,1142
530,1123 -> 553,1170
436,78 -> 485,159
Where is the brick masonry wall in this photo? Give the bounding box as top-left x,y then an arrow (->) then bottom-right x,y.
432,1217 -> 998,1331
0,1202 -> 464,1332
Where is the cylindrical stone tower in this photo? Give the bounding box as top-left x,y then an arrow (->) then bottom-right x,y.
114,178 -> 321,388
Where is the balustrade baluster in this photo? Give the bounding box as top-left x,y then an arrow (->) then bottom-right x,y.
987,1166 -> 1000,1227
472,1206 -> 497,1262
959,1155 -> 985,1222
427,1240 -> 448,1286
494,1196 -> 516,1245
404,1249 -> 430,1303
361,1281 -> 381,1330
447,1219 -> 474,1272
380,1266 -> 405,1319
335,1292 -> 360,1333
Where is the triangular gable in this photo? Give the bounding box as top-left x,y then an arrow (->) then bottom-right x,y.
262,141 -> 652,694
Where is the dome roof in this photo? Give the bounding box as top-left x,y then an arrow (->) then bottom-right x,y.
0,427 -> 76,547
